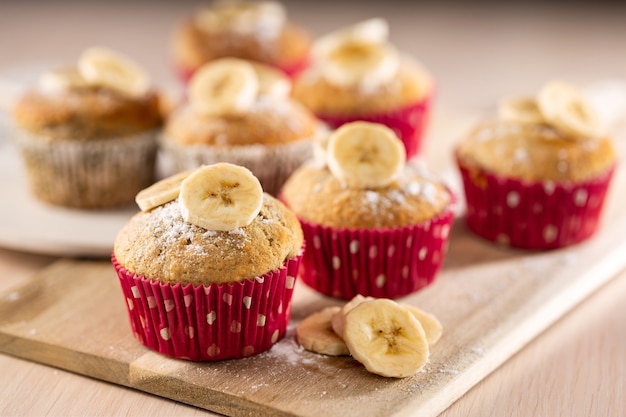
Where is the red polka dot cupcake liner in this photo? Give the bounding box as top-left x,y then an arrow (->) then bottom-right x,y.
316,94 -> 432,160
457,161 -> 616,249
112,252 -> 302,361
174,56 -> 310,84
296,204 -> 455,300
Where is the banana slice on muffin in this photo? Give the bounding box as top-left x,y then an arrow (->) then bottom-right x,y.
326,121 -> 405,189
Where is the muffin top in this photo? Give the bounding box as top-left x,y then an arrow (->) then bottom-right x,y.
14,89 -> 162,141
114,163 -> 304,285
172,1 -> 310,71
456,81 -> 617,182
282,161 -> 450,229
292,18 -> 433,116
12,47 -> 162,141
456,121 -> 616,182
165,58 -> 319,146
281,121 -> 451,229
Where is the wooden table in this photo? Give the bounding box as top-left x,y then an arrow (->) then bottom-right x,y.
1,1 -> 625,416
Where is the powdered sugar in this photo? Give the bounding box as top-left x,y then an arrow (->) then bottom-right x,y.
150,203 -> 197,244
354,168 -> 449,218
364,191 -> 380,205
148,201 -> 251,255
407,181 -> 421,195
421,183 -> 438,204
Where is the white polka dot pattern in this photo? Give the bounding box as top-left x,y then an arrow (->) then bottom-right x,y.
458,163 -> 615,249
112,251 -> 302,361
296,199 -> 455,300
206,311 -> 217,325
230,321 -> 242,333
242,345 -> 255,357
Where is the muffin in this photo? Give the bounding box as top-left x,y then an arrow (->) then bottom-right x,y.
162,57 -> 323,196
172,0 -> 311,82
281,121 -> 455,300
12,47 -> 162,209
292,18 -> 434,159
456,80 -> 617,249
113,163 -> 304,361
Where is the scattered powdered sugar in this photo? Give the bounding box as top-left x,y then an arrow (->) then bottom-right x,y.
151,203 -> 197,244
260,218 -> 274,226
263,336 -> 309,366
149,202 -> 250,254
513,147 -> 528,161
407,181 -> 421,195
438,368 -> 459,375
364,191 -> 380,205
387,189 -> 405,205
470,346 -> 487,356
420,182 -> 438,204
253,97 -> 303,133
354,169 -> 449,222
228,228 -> 246,237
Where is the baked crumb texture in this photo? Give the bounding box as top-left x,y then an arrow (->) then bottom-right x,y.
162,97 -> 321,196
13,88 -> 162,141
114,194 -> 304,285
281,161 -> 451,229
455,120 -> 616,182
164,97 -> 317,146
173,20 -> 311,77
292,57 -> 432,117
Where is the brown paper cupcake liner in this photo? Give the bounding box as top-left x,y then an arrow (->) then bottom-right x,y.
161,130 -> 323,196
457,159 -> 616,249
14,129 -> 158,209
112,251 -> 303,361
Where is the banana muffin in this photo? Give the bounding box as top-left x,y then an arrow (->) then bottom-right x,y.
456,80 -> 617,249
12,47 -> 162,209
292,18 -> 433,159
162,57 -> 323,196
281,121 -> 455,300
172,0 -> 311,82
113,163 -> 304,361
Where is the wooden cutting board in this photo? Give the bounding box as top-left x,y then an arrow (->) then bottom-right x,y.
1,117 -> 626,417
1,172 -> 626,417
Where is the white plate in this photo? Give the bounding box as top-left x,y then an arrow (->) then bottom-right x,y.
0,62 -> 185,258
0,63 -> 140,257
0,124 -> 138,258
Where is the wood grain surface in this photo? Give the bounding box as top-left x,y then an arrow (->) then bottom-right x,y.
1,152 -> 625,416
1,2 -> 626,416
